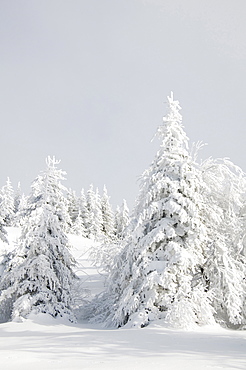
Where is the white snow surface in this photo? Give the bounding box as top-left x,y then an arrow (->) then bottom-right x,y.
0,228 -> 246,370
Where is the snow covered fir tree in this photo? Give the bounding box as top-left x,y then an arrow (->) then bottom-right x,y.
0,157 -> 78,322
200,157 -> 246,327
88,93 -> 246,329
0,178 -> 15,227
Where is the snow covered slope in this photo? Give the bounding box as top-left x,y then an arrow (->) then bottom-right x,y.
0,228 -> 246,370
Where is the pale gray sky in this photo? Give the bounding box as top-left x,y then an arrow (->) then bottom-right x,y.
0,0 -> 246,209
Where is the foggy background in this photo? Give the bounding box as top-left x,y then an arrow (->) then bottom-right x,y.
0,0 -> 245,209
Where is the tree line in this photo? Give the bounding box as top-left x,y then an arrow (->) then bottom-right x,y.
1,93 -> 246,329
0,157 -> 129,322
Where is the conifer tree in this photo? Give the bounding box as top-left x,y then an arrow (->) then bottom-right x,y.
0,157 -> 77,322
94,188 -> 104,238
101,185 -> 115,239
13,182 -> 22,215
86,185 -> 103,239
78,188 -> 90,238
86,184 -> 96,238
67,189 -> 80,224
0,250 -> 12,322
201,158 -> 246,327
14,193 -> 28,227
89,186 -> 119,270
92,93 -> 214,328
0,215 -> 8,245
72,210 -> 87,237
0,178 -> 15,226
115,199 -> 130,240
27,156 -> 72,232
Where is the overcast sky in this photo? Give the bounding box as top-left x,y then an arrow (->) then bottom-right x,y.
0,0 -> 246,209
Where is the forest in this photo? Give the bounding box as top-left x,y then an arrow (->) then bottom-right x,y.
0,93 -> 246,330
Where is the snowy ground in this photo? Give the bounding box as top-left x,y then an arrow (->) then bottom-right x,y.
0,228 -> 246,370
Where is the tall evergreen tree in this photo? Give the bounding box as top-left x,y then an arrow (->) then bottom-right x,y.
27,156 -> 72,232
13,182 -> 22,214
115,199 -> 130,240
72,210 -> 87,237
89,186 -> 119,270
94,188 -> 104,238
86,185 -> 103,239
101,185 -> 115,239
91,93 -> 214,328
67,188 -> 80,224
0,178 -> 15,226
14,193 -> 28,227
0,157 -> 77,322
86,184 -> 96,238
201,158 -> 246,327
78,188 -> 90,238
0,215 -> 8,245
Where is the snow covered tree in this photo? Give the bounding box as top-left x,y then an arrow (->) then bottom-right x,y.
0,210 -> 8,246
12,182 -> 28,227
91,93 -> 214,328
0,178 -> 15,226
85,184 -> 95,238
86,185 -> 103,239
13,182 -> 22,214
67,188 -> 80,224
72,210 -> 87,237
0,251 -> 13,322
27,156 -> 72,232
93,188 -> 104,238
0,157 -> 77,322
13,193 -> 28,227
101,185 -> 115,239
88,186 -> 120,271
78,188 -> 90,238
115,199 -> 130,240
0,220 -> 8,245
201,157 -> 246,327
